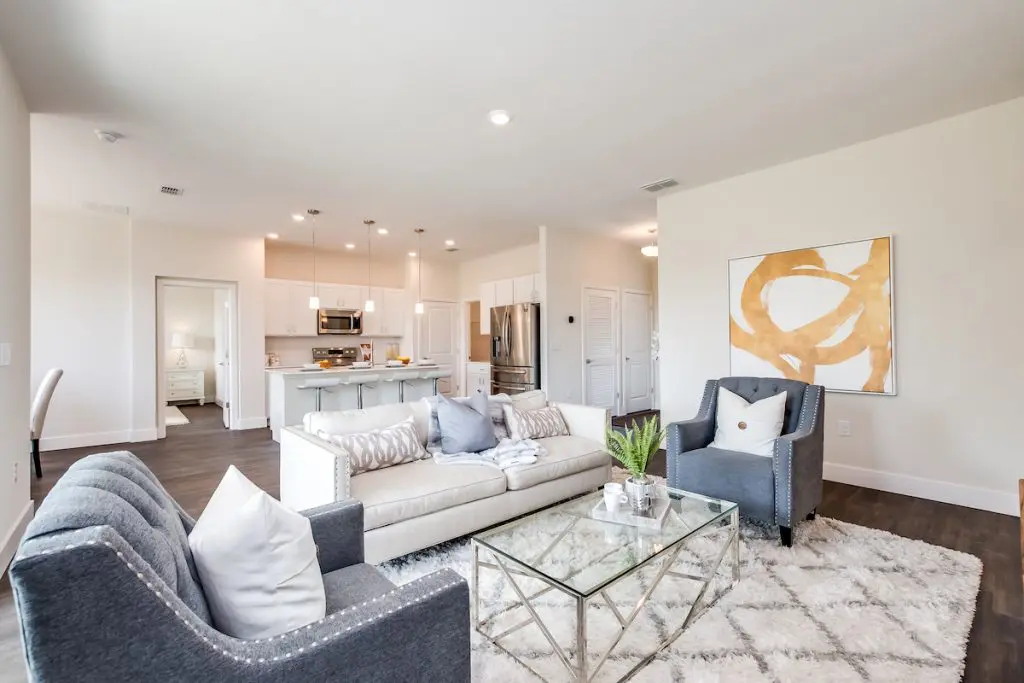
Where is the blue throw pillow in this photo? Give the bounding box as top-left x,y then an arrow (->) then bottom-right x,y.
437,392 -> 499,454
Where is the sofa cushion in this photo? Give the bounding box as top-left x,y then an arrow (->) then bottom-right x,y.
503,435 -> 609,491
437,393 -> 498,454
510,389 -> 547,412
323,563 -> 396,613
503,404 -> 569,440
671,446 -> 775,522
304,402 -> 431,444
351,459 -> 507,530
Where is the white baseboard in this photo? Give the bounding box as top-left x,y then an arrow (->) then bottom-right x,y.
236,417 -> 269,430
40,430 -> 132,452
131,428 -> 159,443
1,500 -> 34,576
824,462 -> 1019,517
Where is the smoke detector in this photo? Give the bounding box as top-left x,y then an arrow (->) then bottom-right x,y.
160,186 -> 183,196
640,178 -> 679,193
94,130 -> 124,144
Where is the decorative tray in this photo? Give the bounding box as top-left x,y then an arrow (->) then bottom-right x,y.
590,495 -> 671,530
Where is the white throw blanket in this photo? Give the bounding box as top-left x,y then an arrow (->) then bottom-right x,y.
431,438 -> 546,470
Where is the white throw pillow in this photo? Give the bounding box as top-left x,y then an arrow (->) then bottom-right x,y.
317,416 -> 427,475
188,466 -> 326,639
709,387 -> 787,457
503,404 -> 569,440
510,389 -> 547,412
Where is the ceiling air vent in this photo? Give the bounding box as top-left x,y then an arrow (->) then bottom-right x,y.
160,186 -> 183,196
640,178 -> 679,193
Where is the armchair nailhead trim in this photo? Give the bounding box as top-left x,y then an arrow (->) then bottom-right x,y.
16,534 -> 463,665
773,385 -> 821,526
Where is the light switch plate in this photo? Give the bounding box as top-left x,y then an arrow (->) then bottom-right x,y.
837,419 -> 852,437
0,342 -> 11,367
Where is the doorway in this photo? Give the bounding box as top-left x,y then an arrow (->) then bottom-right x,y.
156,278 -> 240,438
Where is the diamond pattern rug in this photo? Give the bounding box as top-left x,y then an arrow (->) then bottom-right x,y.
380,513 -> 980,682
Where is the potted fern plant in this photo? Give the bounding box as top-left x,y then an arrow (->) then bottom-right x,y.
606,416 -> 665,514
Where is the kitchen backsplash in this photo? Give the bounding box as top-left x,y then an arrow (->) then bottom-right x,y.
265,335 -> 409,366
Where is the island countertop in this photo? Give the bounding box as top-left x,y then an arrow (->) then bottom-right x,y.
265,364 -> 450,377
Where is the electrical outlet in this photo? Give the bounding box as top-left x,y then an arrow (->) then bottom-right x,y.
12,461 -> 19,484
837,419 -> 852,437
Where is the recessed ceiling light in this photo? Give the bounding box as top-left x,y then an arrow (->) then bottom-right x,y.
488,110 -> 511,126
344,243 -> 356,250
94,129 -> 124,143
266,233 -> 279,240
408,251 -> 417,257
377,227 -> 389,235
444,239 -> 455,247
291,213 -> 305,222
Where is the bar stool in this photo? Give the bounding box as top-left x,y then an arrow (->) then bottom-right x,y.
296,376 -> 342,411
337,373 -> 380,409
419,368 -> 451,396
383,369 -> 422,403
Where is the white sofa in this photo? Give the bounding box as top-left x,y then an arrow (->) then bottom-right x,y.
280,398 -> 612,563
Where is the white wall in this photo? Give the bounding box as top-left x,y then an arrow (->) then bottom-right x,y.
0,40 -> 31,572
31,209 -> 268,446
658,97 -> 1024,516
31,208 -> 133,448
266,242 -> 405,288
540,227 -> 650,404
164,285 -> 216,399
132,221 -> 266,436
458,242 -> 540,301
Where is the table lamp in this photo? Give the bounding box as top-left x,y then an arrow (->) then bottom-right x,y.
171,332 -> 195,369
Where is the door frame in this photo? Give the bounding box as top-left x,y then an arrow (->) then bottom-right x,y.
156,278 -> 241,438
621,287 -> 654,415
580,286 -> 621,415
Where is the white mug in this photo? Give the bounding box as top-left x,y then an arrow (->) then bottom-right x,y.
604,483 -> 628,513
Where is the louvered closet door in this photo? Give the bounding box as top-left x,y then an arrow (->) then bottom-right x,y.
582,287 -> 618,412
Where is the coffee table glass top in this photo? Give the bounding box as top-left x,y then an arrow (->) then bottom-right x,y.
472,486 -> 737,597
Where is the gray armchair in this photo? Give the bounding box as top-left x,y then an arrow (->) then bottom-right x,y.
666,377 -> 824,546
10,451 -> 471,682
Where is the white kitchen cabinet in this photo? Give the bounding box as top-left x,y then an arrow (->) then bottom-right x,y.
494,279 -> 514,306
362,286 -> 384,335
264,280 -> 292,336
315,284 -> 344,309
479,281 -> 495,335
340,285 -> 367,310
466,363 -> 491,395
513,274 -> 544,303
288,282 -> 317,336
383,288 -> 406,337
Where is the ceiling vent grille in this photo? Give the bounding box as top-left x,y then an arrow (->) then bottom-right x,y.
640,178 -> 679,193
160,186 -> 183,196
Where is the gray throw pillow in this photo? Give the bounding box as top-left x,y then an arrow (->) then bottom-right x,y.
437,393 -> 499,454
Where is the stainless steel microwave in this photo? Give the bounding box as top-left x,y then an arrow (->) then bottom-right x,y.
318,308 -> 362,335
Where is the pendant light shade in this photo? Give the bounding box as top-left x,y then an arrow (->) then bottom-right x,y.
640,227 -> 658,258
364,219 -> 376,312
413,228 -> 425,315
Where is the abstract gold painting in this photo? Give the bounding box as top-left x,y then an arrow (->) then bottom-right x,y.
729,236 -> 895,394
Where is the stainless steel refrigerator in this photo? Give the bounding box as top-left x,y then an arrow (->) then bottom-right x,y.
490,303 -> 541,395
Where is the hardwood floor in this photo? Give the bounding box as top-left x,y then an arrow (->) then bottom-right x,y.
1,405 -> 1021,681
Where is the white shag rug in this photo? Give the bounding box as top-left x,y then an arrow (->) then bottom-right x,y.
380,506 -> 981,682
165,405 -> 190,426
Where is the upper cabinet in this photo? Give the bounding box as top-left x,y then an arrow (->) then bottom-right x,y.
265,280 -> 317,336
265,279 -> 402,337
478,273 -> 543,336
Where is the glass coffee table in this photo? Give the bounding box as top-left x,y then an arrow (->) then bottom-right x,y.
471,486 -> 739,682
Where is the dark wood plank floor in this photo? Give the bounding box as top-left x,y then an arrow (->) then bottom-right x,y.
1,405 -> 1021,681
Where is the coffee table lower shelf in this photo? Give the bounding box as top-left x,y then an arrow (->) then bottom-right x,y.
471,507 -> 740,683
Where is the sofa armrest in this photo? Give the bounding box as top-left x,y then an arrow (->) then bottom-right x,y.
12,528 -> 469,682
666,418 -> 714,455
301,500 -> 364,572
772,384 -> 825,527
551,402 -> 609,445
280,426 -> 350,511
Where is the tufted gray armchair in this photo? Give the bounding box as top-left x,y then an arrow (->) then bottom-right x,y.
10,451 -> 471,682
666,377 -> 824,546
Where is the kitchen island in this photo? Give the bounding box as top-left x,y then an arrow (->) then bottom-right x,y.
266,364 -> 450,441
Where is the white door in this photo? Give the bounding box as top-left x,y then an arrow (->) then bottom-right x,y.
418,301 -> 459,396
621,291 -> 653,413
216,291 -> 233,428
582,287 -> 618,413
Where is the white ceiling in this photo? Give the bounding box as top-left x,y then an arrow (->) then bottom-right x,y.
2,1 -> 1022,258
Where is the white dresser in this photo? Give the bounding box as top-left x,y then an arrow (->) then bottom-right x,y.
167,370 -> 205,405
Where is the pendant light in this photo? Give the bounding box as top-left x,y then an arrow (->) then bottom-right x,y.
363,219 -> 376,313
308,209 -> 321,308
413,228 -> 425,314
640,227 -> 658,258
